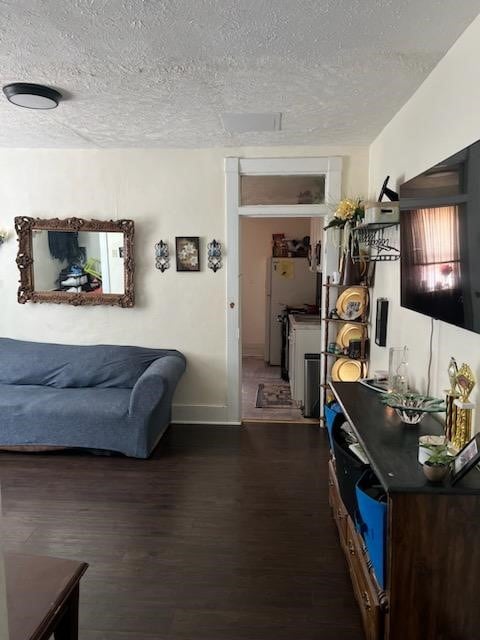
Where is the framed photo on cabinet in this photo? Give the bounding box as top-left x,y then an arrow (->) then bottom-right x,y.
451,433 -> 480,484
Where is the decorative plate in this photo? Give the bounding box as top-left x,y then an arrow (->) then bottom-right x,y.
336,287 -> 367,320
336,323 -> 364,348
331,358 -> 363,382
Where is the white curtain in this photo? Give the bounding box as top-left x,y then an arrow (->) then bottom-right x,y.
406,206 -> 460,292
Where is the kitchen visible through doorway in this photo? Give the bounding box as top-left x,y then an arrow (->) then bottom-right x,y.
240,216 -> 321,423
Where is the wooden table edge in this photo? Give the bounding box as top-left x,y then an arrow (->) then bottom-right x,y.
27,560 -> 88,640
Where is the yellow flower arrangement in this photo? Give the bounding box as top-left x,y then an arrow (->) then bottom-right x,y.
336,199 -> 358,220
324,198 -> 364,230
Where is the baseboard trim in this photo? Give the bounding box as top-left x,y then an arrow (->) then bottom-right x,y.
242,343 -> 264,358
172,421 -> 242,426
172,403 -> 232,424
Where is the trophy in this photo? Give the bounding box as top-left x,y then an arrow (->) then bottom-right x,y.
451,363 -> 476,451
444,357 -> 459,441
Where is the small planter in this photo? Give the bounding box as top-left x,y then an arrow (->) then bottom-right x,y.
423,462 -> 450,483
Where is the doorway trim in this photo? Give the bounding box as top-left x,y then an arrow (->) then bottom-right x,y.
225,156 -> 342,423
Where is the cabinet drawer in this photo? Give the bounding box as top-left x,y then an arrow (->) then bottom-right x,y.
345,516 -> 383,640
328,459 -> 348,550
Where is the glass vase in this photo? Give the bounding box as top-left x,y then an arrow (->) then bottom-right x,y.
388,346 -> 409,394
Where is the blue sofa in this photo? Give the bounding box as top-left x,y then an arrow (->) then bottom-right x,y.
0,338 -> 186,458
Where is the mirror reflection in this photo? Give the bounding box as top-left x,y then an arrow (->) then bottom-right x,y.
32,231 -> 125,295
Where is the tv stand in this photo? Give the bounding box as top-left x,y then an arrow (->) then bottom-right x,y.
329,382 -> 480,640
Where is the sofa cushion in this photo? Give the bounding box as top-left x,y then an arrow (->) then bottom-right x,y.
0,384 -> 130,427
0,338 -> 179,389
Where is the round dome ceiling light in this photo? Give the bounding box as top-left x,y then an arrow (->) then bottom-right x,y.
2,83 -> 62,109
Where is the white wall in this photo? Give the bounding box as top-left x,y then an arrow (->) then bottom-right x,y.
0,144 -> 368,422
240,217 -> 311,357
369,14 -> 480,430
78,231 -> 101,264
31,230 -> 67,290
105,232 -> 125,294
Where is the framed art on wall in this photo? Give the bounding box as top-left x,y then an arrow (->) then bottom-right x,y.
176,236 -> 200,272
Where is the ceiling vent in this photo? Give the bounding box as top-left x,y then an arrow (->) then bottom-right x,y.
221,112 -> 282,134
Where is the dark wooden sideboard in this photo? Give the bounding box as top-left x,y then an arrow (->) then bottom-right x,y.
329,382 -> 480,640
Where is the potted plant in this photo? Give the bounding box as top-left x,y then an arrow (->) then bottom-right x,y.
422,444 -> 454,482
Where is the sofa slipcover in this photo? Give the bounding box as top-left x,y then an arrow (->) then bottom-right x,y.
0,338 -> 186,458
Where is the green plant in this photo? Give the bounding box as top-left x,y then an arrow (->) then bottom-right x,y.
423,444 -> 454,467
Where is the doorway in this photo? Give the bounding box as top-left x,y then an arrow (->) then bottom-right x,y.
240,216 -> 318,422
225,156 -> 342,424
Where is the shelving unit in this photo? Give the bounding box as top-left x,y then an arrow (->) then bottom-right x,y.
351,222 -> 400,262
322,351 -> 368,362
321,318 -> 368,326
321,277 -> 369,412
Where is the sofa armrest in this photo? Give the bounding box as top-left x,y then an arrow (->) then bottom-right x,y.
129,354 -> 186,418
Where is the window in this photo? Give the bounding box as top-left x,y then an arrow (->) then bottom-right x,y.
240,175 -> 325,206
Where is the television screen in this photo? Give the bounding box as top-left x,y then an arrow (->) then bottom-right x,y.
400,139 -> 480,333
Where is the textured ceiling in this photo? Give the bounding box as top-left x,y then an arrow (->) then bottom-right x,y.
0,0 -> 479,148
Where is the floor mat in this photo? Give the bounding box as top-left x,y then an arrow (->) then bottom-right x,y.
256,382 -> 294,408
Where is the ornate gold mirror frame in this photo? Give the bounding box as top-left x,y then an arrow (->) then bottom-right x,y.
15,216 -> 135,307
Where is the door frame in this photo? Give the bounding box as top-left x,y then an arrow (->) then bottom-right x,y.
225,156 -> 342,423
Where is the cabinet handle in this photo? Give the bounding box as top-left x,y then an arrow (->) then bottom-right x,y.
328,479 -> 334,487
362,591 -> 372,610
348,539 -> 355,555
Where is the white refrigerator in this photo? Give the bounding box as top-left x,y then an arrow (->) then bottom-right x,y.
265,257 -> 316,365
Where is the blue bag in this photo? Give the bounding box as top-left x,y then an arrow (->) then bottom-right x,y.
324,402 -> 343,450
355,470 -> 387,589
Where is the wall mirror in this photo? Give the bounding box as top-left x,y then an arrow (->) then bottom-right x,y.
15,217 -> 134,307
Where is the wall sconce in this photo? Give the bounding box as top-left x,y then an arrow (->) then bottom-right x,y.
155,240 -> 170,272
0,228 -> 9,246
207,239 -> 222,272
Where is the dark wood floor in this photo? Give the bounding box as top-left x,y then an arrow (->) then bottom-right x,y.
0,424 -> 364,640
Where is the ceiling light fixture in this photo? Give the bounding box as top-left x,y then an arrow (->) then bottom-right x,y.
2,83 -> 62,109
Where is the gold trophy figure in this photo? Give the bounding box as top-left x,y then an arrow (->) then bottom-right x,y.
452,363 -> 476,451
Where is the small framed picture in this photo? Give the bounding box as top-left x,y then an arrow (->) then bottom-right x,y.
451,433 -> 480,484
176,237 -> 200,272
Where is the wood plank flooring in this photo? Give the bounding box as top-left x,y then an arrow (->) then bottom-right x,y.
0,424 -> 364,639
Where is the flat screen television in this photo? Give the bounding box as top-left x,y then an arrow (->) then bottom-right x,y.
400,138 -> 480,334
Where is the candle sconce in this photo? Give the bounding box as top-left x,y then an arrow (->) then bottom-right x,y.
0,228 -> 9,246
207,239 -> 222,272
155,240 -> 170,272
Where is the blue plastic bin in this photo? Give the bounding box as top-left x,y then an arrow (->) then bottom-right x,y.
324,402 -> 343,450
355,470 -> 387,589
